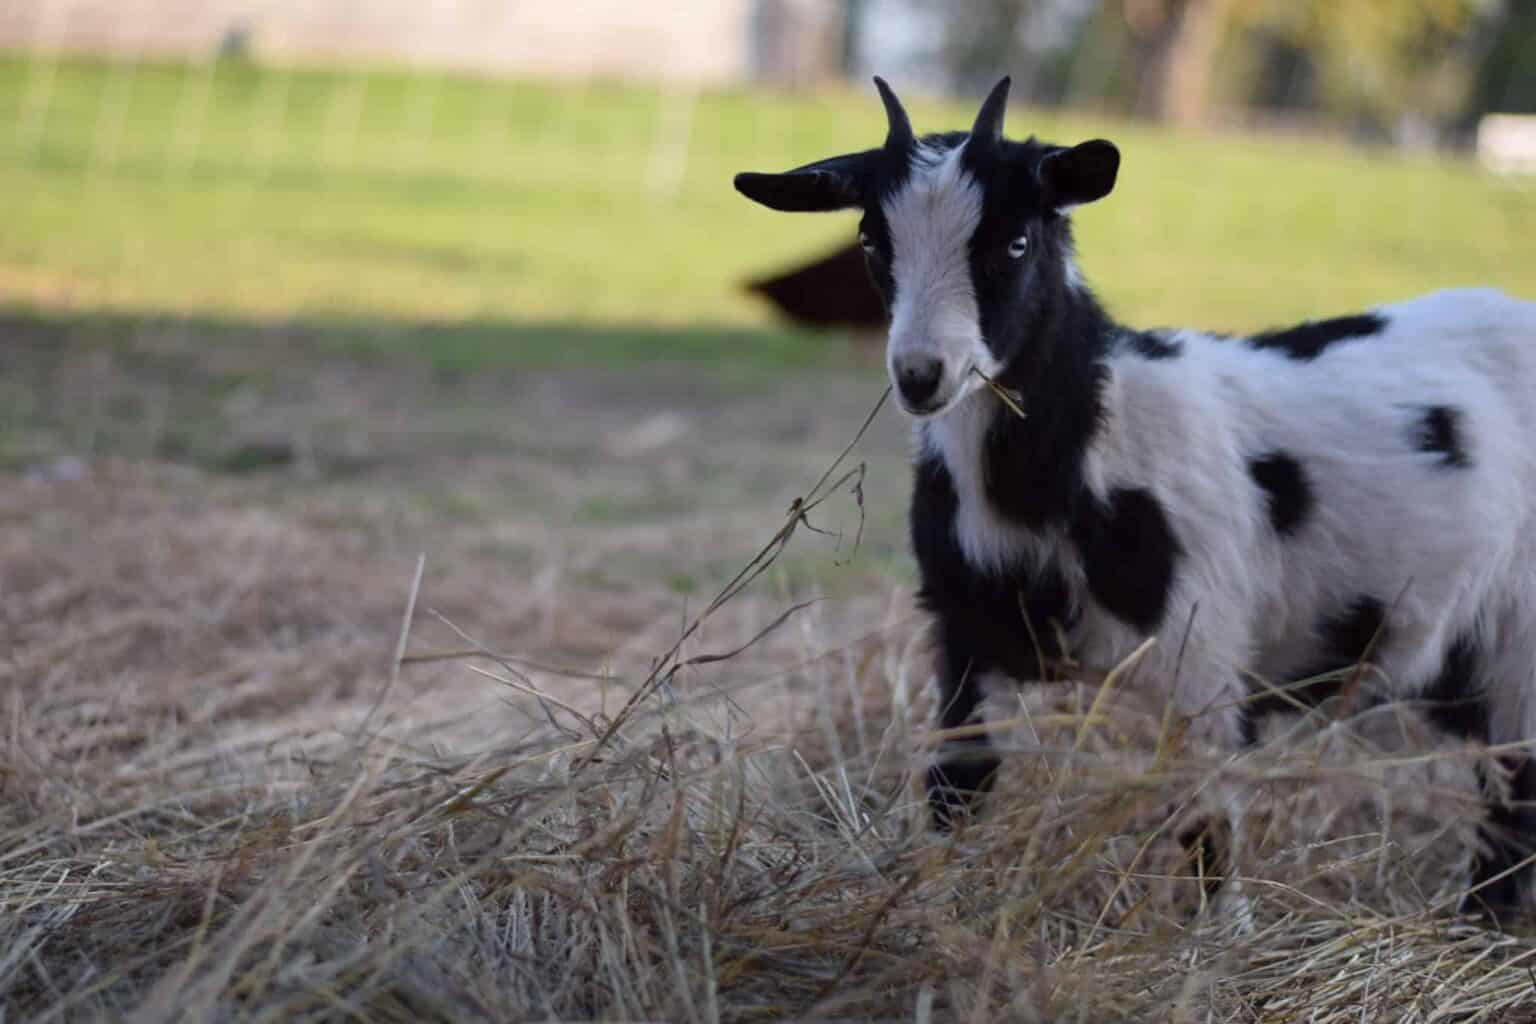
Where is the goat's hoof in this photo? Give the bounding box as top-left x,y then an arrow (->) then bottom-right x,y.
1211,882 -> 1255,936
1178,819 -> 1253,932
925,756 -> 999,832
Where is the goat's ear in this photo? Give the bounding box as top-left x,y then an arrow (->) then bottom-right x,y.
734,149 -> 879,212
1038,139 -> 1119,211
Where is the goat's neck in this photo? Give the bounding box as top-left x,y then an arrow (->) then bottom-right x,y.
957,289 -> 1112,532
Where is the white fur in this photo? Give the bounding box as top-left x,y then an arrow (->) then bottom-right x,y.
1063,252 -> 1084,291
880,141 -> 1536,747
883,143 -> 998,414
925,288 -> 1536,753
919,282 -> 1536,921
860,118 -> 1536,917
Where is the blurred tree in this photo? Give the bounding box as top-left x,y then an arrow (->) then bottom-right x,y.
1240,0 -> 1498,137
923,0 -> 1500,136
1466,0 -> 1536,116
921,0 -> 1098,102
1119,0 -> 1496,129
931,0 -> 1031,94
842,0 -> 871,73
1124,0 -> 1238,125
920,0 -> 1249,124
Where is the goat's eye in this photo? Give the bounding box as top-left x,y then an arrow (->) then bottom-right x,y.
859,231 -> 876,254
1007,236 -> 1028,259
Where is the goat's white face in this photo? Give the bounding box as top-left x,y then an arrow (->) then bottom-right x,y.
732,75 -> 1119,418
881,144 -> 998,417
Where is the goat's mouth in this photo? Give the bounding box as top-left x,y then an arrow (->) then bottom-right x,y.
897,386 -> 952,417
892,371 -> 971,419
896,396 -> 949,418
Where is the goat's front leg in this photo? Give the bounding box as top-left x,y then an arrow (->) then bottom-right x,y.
1176,779 -> 1257,933
1174,672 -> 1260,932
1209,778 -> 1257,933
926,637 -> 999,831
1201,701 -> 1260,932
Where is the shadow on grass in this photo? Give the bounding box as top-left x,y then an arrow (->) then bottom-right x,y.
0,304 -> 880,475
0,305 -> 871,374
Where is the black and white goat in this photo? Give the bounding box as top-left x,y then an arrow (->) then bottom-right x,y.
735,76 -> 1536,920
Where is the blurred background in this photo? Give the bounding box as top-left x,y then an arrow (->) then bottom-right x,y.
3,0 -> 1536,649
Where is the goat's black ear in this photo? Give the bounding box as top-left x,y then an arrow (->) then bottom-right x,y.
1039,139 -> 1119,211
734,149 -> 878,212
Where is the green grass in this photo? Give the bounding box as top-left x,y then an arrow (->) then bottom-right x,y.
2,54 -> 1536,356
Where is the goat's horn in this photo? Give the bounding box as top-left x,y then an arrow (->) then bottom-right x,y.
971,76 -> 1012,145
873,76 -> 913,150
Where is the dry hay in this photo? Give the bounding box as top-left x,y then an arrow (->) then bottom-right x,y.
3,457 -> 1536,1022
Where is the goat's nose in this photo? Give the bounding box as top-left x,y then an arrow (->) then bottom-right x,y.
895,356 -> 944,408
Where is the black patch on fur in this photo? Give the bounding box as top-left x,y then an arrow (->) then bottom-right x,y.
1070,487 -> 1181,633
1123,330 -> 1182,359
1237,704 -> 1262,748
1415,638 -> 1536,921
953,137 -> 1116,533
978,358 -> 1107,530
1246,313 -> 1386,361
1471,755 -> 1536,921
1319,595 -> 1389,665
911,453 -> 1078,829
911,454 -> 1077,680
1415,405 -> 1473,469
1249,452 -> 1313,537
1245,596 -> 1388,723
1418,636 -> 1484,739
927,753 -> 1001,832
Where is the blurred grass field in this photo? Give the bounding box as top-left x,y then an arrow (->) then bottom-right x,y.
2,54 -> 1535,355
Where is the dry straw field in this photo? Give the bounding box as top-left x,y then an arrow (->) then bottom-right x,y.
5,323 -> 1536,1022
